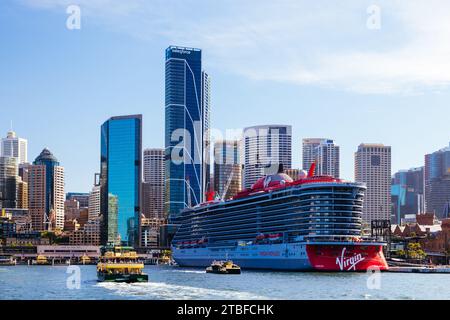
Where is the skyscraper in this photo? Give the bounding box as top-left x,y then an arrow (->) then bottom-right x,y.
88,185 -> 101,220
391,167 -> 424,224
355,144 -> 391,224
28,148 -> 65,231
165,46 -> 210,220
100,115 -> 142,246
302,138 -> 340,177
214,140 -> 242,199
0,157 -> 19,209
243,125 -> 292,189
425,144 -> 450,219
1,131 -> 27,164
143,148 -> 165,219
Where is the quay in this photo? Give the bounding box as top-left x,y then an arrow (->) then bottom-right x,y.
0,245 -> 172,266
387,266 -> 450,273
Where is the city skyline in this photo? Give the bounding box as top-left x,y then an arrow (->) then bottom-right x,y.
3,2 -> 450,193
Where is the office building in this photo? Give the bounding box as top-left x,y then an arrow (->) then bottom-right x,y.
213,140 -> 242,199
165,46 -> 210,220
302,138 -> 340,177
243,125 -> 292,189
28,148 -> 65,231
425,144 -> 450,219
143,148 -> 165,219
355,144 -> 391,224
1,130 -> 27,164
0,156 -> 19,209
100,115 -> 142,246
88,185 -> 101,220
66,192 -> 89,208
391,167 -> 425,224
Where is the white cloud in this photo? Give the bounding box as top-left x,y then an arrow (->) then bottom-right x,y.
18,0 -> 450,94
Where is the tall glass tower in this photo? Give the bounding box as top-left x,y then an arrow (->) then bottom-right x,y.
165,46 -> 210,220
100,115 -> 142,246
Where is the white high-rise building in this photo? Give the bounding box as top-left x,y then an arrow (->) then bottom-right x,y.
302,138 -> 340,178
243,125 -> 292,189
1,131 -> 28,164
143,148 -> 165,219
355,143 -> 391,224
88,185 -> 101,220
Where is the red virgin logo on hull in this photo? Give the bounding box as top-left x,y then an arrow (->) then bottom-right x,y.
336,247 -> 365,271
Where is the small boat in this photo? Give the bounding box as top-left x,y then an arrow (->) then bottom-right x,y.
36,255 -> 49,265
0,255 -> 16,266
97,246 -> 148,283
206,260 -> 241,274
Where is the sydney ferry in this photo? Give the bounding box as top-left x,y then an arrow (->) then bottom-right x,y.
171,164 -> 388,272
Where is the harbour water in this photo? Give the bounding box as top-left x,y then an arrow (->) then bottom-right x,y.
0,265 -> 448,300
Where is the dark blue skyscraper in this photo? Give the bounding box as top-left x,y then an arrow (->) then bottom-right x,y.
100,115 -> 142,246
165,46 -> 210,220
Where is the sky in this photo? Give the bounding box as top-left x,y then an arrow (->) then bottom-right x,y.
2,0 -> 450,192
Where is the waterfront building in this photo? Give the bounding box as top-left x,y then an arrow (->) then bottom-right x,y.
88,185 -> 101,220
243,125 -> 292,189
213,140 -> 242,199
165,46 -> 210,220
302,138 -> 340,177
69,218 -> 101,246
2,208 -> 30,233
100,115 -> 142,246
140,217 -> 165,248
143,148 -> 165,219
355,143 -> 392,224
28,149 -> 65,231
391,167 -> 425,224
425,144 -> 450,219
1,130 -> 27,164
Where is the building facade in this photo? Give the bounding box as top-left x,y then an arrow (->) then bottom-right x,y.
100,115 -> 142,246
355,144 -> 392,224
28,149 -> 65,231
391,167 -> 425,224
213,140 -> 242,199
424,144 -> 450,219
165,46 -> 210,220
0,156 -> 19,209
243,125 -> 292,189
88,185 -> 101,220
143,148 -> 165,219
302,138 -> 340,177
1,131 -> 27,165
66,192 -> 90,208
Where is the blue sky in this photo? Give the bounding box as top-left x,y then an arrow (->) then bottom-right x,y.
2,0 -> 450,192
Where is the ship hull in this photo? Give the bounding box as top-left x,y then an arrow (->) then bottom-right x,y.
172,242 -> 388,272
97,272 -> 149,283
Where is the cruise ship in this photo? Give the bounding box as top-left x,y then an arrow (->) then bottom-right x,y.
171,165 -> 388,271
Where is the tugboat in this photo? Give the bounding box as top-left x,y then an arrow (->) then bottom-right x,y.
97,246 -> 148,283
206,260 -> 241,275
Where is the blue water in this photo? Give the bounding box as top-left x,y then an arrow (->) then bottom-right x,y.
0,265 -> 448,300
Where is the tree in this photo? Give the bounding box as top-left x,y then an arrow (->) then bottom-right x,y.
406,242 -> 426,261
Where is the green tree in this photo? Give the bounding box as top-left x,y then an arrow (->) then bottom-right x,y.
406,242 -> 426,260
